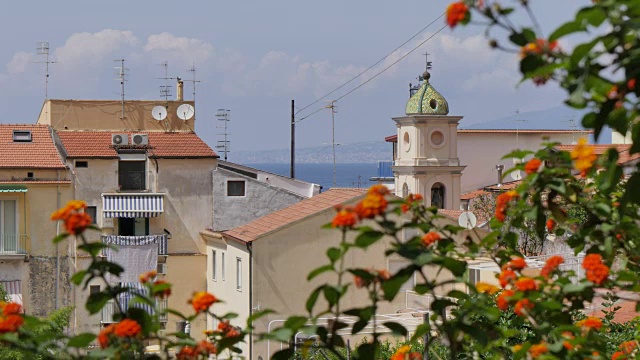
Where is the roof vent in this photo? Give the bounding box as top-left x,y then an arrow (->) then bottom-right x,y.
13,130 -> 32,142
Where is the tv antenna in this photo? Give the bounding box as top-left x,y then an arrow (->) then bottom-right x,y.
325,100 -> 338,187
215,109 -> 231,161
35,42 -> 57,99
565,114 -> 578,144
184,63 -> 202,104
114,59 -> 128,118
158,61 -> 172,101
514,109 -> 528,149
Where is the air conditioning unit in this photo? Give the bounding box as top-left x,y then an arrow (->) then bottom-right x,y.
111,133 -> 129,146
157,262 -> 167,275
132,134 -> 149,146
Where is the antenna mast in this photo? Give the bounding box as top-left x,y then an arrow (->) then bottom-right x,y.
158,61 -> 172,101
114,59 -> 128,118
215,109 -> 231,161
185,63 -> 202,104
514,109 -> 527,148
325,100 -> 338,187
36,42 -> 57,99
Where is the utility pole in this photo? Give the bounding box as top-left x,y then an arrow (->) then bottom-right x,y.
325,100 -> 338,187
290,100 -> 295,179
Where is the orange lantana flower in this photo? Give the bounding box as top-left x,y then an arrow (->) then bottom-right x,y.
331,206 -> 358,228
503,257 -> 527,271
546,218 -> 556,232
495,190 -> 518,222
0,314 -> 24,333
524,158 -> 542,174
582,254 -> 609,285
355,193 -> 387,219
218,320 -> 241,338
114,319 -> 142,338
514,299 -> 534,316
476,282 -> 500,295
520,39 -> 559,58
496,289 -> 514,311
401,193 -> 423,213
421,231 -> 441,246
571,138 -> 597,176
1,302 -> 21,316
98,323 -> 116,348
515,277 -> 537,292
541,255 -> 564,278
391,345 -> 411,360
446,2 -> 469,28
139,270 -> 158,283
190,291 -> 218,313
153,280 -> 172,299
529,343 -> 548,358
499,269 -> 516,288
577,316 -> 603,331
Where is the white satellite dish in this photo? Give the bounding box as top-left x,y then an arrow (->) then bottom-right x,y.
458,211 -> 477,229
511,170 -> 523,181
177,104 -> 195,121
152,106 -> 167,121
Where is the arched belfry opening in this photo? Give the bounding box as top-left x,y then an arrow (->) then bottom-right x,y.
431,183 -> 445,209
402,183 -> 409,198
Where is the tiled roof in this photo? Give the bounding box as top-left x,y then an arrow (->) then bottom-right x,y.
461,180 -> 522,201
0,180 -> 71,184
223,188 -> 367,242
56,131 -> 217,158
385,129 -> 593,142
0,125 -> 65,169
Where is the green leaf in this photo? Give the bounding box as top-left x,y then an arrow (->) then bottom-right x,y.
576,6 -> 607,27
323,286 -> 340,306
52,233 -> 70,244
272,348 -> 295,360
86,292 -> 113,314
520,55 -> 546,75
71,270 -> 88,285
78,242 -> 109,257
306,286 -> 323,313
67,333 -> 96,348
307,265 -> 334,281
127,307 -> 153,335
383,321 -> 408,336
326,247 -> 341,264
284,315 -> 308,330
382,267 -> 413,301
354,230 -> 383,248
549,20 -> 584,42
563,282 -> 590,294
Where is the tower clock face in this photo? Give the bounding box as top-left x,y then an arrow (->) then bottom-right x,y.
403,131 -> 410,152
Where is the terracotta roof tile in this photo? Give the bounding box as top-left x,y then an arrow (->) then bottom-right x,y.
223,188 -> 367,242
0,125 -> 65,169
56,131 -> 217,158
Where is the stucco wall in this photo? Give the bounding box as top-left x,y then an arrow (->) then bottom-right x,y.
249,201 -> 474,359
212,168 -> 304,231
458,132 -> 582,192
165,255 -> 207,338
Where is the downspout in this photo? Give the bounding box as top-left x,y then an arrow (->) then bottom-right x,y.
247,241 -> 253,360
70,165 -> 78,333
55,170 -> 61,309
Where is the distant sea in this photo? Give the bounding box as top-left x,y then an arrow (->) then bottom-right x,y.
244,163 -> 379,191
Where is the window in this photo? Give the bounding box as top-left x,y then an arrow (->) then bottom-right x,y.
468,269 -> 480,287
27,172 -> 34,179
85,206 -> 97,225
221,252 -> 225,281
90,285 -> 100,295
118,161 -> 146,190
75,161 -> 88,168
212,250 -> 217,281
12,130 -> 31,142
0,200 -> 17,252
227,180 -> 246,197
118,218 -> 148,236
236,258 -> 242,291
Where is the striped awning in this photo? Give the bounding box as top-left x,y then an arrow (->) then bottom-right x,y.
0,185 -> 27,193
102,193 -> 165,218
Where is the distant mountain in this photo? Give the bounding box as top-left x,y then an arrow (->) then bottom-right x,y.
230,141 -> 391,164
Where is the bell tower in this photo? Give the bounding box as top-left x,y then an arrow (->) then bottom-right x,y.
393,70 -> 465,210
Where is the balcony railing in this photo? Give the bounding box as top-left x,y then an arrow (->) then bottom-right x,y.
0,234 -> 27,255
369,161 -> 394,182
102,298 -> 168,324
101,234 -> 168,256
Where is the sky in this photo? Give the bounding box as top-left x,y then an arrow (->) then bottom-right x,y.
0,1 -> 586,152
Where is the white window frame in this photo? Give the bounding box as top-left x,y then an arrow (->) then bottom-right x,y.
0,199 -> 18,236
236,257 -> 242,291
212,250 -> 217,281
226,179 -> 247,198
221,252 -> 225,281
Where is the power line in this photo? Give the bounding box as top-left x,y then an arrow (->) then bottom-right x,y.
297,23 -> 448,123
295,12 -> 445,116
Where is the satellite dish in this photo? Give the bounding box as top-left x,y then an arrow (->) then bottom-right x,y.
177,104 -> 195,121
458,211 -> 477,229
152,106 -> 167,121
511,170 -> 523,181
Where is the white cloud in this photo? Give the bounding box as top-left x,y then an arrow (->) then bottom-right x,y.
54,29 -> 138,68
143,33 -> 213,65
6,52 -> 34,74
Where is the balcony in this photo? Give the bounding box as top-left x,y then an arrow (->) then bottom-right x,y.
102,298 -> 168,324
369,161 -> 394,182
101,234 -> 168,256
0,234 -> 27,256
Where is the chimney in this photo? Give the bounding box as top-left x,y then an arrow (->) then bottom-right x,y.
176,77 -> 184,101
496,165 -> 504,187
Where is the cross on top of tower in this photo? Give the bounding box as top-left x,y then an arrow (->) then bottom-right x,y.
423,52 -> 432,72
